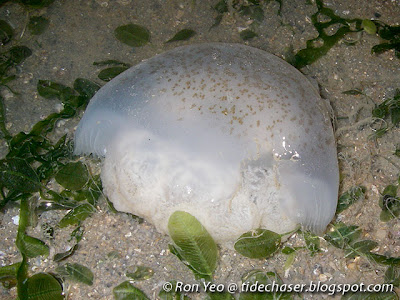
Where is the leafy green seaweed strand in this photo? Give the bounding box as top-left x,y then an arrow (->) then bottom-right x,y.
372,20 -> 400,58
0,7 -> 106,296
0,94 -> 11,141
0,80 -> 96,209
0,77 -> 100,297
292,0 -> 362,68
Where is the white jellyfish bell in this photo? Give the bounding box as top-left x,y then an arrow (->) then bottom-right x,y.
74,43 -> 339,246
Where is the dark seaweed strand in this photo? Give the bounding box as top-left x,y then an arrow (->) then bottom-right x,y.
292,0 -> 362,69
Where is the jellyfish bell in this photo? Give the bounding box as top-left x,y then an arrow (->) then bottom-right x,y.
74,43 -> 339,245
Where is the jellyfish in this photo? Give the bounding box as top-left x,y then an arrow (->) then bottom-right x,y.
74,43 -> 339,245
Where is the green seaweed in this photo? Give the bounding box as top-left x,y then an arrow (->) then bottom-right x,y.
25,273 -> 64,300
0,262 -> 21,288
56,263 -> 94,286
166,29 -> 196,43
362,19 -> 377,35
126,266 -> 154,281
336,186 -> 366,214
234,229 -> 281,259
211,0 -> 399,67
0,19 -> 100,296
292,0 -> 362,68
27,16 -> 49,35
292,1 -> 400,68
240,29 -> 258,41
233,0 -> 264,23
325,223 -> 400,267
0,0 -> 54,9
372,21 -> 400,58
366,89 -> 400,140
168,211 -> 218,281
385,266 -> 400,287
114,281 -> 150,300
0,20 -> 13,45
98,66 -> 129,82
0,45 -> 32,95
372,89 -> 400,127
379,181 -> 400,222
211,0 -> 228,28
16,0 -> 55,9
114,24 -> 150,47
0,74 -> 100,297
303,231 -> 321,256
211,0 -> 282,29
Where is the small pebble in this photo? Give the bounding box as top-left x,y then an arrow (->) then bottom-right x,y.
313,264 -> 323,276
347,262 -> 357,270
12,215 -> 19,225
319,274 -> 328,282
